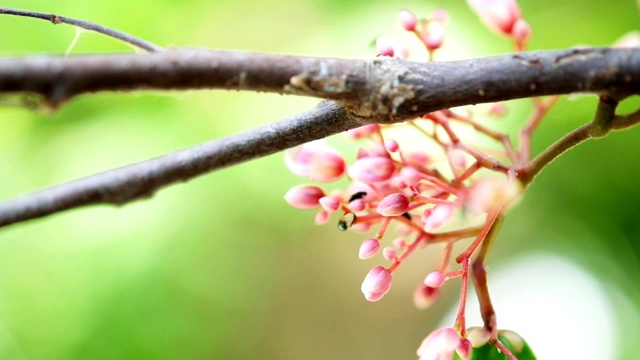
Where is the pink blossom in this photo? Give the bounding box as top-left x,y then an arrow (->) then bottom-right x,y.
314,210 -> 330,225
466,0 -> 522,36
456,339 -> 472,360
348,156 -> 396,183
377,193 -> 410,217
349,199 -> 366,212
400,166 -> 423,187
285,141 -> 346,182
319,196 -> 341,212
375,36 -> 395,57
361,266 -> 393,302
430,9 -> 449,22
358,238 -> 380,259
413,284 -> 440,309
346,124 -> 380,140
423,270 -> 445,288
284,185 -> 325,209
405,152 -> 431,168
424,205 -> 454,231
392,237 -> 407,249
419,21 -> 446,52
382,246 -> 397,261
465,177 -> 521,214
385,139 -> 399,153
398,9 -> 418,31
512,18 -> 531,44
417,327 -> 461,360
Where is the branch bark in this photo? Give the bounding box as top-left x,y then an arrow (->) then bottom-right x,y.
2,47 -> 639,123
0,47 -> 638,228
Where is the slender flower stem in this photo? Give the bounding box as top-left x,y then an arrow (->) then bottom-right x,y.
471,215 -> 505,336
520,96 -> 620,185
519,96 -> 560,164
493,339 -> 518,360
454,256 -> 470,337
388,233 -> 427,272
0,7 -> 163,52
455,210 -> 502,263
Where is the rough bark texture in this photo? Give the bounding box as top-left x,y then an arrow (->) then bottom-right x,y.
1,48 -> 638,123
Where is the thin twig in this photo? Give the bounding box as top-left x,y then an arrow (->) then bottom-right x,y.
0,7 -> 163,53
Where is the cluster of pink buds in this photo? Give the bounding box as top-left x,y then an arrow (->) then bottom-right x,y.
286,2 -> 540,359
377,8 -> 449,60
466,0 -> 531,50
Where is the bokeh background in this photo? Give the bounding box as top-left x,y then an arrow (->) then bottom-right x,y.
0,0 -> 638,359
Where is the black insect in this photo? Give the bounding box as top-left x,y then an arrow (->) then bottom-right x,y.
348,191 -> 368,202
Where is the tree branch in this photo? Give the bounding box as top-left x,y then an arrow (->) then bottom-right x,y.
0,7 -> 163,53
0,101 -> 361,227
0,47 -> 639,228
1,48 -> 638,123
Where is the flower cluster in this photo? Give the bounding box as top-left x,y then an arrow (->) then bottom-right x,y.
285,1 -> 540,359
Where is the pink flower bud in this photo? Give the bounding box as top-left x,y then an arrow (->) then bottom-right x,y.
424,204 -> 454,231
376,36 -> 395,57
400,166 -> 422,187
376,193 -> 410,217
420,21 -> 446,52
361,266 -> 393,302
430,8 -> 449,22
424,270 -> 446,288
319,196 -> 340,212
413,284 -> 440,309
314,210 -> 330,225
456,338 -> 473,360
348,156 -> 396,183
284,185 -> 325,209
447,148 -> 468,176
349,199 -> 366,212
358,238 -> 380,259
392,237 -> 407,249
417,327 -> 460,359
382,246 -> 397,261
511,18 -> 531,43
465,177 -> 522,214
285,141 -> 346,182
466,0 -> 522,36
346,124 -> 380,140
398,9 -> 418,31
405,151 -> 431,167
384,139 -> 399,153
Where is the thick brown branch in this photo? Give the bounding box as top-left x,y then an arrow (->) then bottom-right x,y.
0,101 -> 361,227
0,48 -> 638,123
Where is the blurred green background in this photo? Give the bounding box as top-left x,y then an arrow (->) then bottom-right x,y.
0,0 -> 638,359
